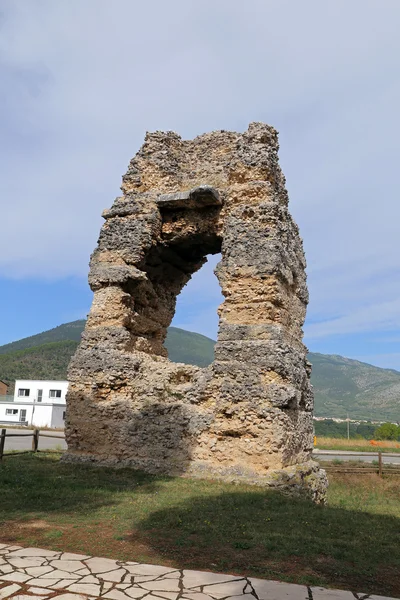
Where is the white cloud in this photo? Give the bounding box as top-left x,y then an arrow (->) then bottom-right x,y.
305,298 -> 400,340
1,0 -> 400,352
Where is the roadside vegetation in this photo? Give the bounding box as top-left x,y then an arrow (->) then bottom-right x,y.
315,436 -> 400,453
0,453 -> 399,597
314,419 -> 400,453
314,419 -> 375,439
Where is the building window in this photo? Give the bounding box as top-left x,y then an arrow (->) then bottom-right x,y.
6,409 -> 18,415
63,411 -> 66,420
49,390 -> 62,398
18,388 -> 30,397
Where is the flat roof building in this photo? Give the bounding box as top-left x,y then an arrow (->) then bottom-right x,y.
0,380 -> 68,428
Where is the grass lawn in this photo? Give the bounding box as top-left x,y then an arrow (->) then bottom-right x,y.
315,436 -> 400,453
0,454 -> 399,597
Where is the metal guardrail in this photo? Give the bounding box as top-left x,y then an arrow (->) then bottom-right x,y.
315,450 -> 400,476
323,465 -> 400,475
314,449 -> 400,457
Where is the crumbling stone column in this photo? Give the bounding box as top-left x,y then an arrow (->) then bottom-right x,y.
64,123 -> 328,503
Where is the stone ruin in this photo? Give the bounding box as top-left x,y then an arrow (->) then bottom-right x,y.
64,122 -> 328,503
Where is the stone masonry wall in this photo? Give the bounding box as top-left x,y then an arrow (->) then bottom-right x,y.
64,123 -> 328,503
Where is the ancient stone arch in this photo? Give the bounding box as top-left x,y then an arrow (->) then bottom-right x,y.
64,122 -> 327,503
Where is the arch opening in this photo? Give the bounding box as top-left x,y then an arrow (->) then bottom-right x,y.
120,197 -> 223,359
167,252 -> 223,367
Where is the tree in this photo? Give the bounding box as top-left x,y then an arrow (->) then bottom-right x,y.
374,422 -> 400,441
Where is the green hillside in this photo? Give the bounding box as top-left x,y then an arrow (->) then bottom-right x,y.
164,327 -> 215,367
0,341 -> 78,393
0,321 -> 399,421
0,323 -> 215,392
310,352 -> 400,421
0,321 -> 86,355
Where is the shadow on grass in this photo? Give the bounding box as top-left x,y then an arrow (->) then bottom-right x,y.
0,455 -> 399,597
0,452 -> 166,516
131,482 -> 400,597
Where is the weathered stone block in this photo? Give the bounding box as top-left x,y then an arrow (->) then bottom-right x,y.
156,186 -> 221,210
64,123 -> 328,503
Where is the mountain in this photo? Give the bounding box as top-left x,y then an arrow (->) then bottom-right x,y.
0,321 -> 399,421
0,341 -> 78,390
0,322 -> 215,392
0,321 -> 86,355
164,327 -> 215,367
310,352 -> 400,421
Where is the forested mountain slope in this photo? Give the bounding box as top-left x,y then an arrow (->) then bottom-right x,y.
0,321 -> 398,421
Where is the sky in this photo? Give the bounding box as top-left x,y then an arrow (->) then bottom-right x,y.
1,0 -> 400,370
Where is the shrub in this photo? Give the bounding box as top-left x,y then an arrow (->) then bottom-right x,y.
374,423 -> 400,441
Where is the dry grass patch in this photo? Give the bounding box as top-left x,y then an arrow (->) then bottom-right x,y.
315,436 -> 400,453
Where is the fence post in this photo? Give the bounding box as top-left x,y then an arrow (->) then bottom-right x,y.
0,429 -> 6,461
378,451 -> 383,477
32,429 -> 39,452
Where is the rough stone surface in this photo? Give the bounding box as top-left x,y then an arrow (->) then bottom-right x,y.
0,584 -> 21,599
64,122 -> 327,503
0,544 -> 396,600
311,588 -> 355,600
251,579 -> 309,600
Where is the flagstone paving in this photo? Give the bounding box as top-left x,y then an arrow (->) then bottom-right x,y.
0,544 -> 397,600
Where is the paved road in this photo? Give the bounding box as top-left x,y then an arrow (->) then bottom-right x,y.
3,433 -> 400,464
2,429 -> 67,452
313,449 -> 400,465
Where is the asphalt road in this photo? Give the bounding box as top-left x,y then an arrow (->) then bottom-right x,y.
2,433 -> 400,464
313,449 -> 400,465
2,429 -> 67,452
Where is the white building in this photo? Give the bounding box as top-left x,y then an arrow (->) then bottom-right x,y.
0,380 -> 68,428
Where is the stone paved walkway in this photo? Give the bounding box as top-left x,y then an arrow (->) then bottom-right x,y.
0,544 -> 396,600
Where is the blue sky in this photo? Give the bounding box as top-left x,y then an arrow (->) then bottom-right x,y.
1,0 -> 400,370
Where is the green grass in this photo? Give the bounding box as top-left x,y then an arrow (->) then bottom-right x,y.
0,454 -> 399,596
